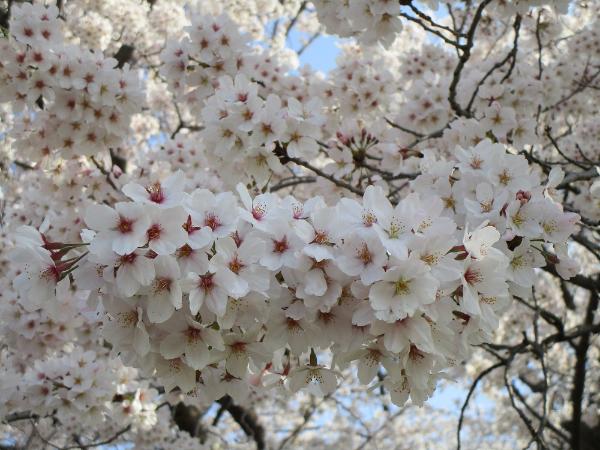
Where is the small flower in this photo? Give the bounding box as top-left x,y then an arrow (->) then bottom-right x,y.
369,256 -> 439,321
85,202 -> 150,256
287,364 -> 339,396
122,171 -> 186,208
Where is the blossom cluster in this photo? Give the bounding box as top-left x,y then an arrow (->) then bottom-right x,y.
1,348 -> 158,428
0,285 -> 96,359
312,0 -> 403,47
160,11 -> 255,106
9,138 -> 579,406
311,1 -> 570,47
0,3 -> 143,162
201,74 -> 325,184
62,0 -> 187,56
1,1 -> 596,447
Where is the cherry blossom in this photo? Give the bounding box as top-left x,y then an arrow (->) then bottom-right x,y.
0,1 -> 596,448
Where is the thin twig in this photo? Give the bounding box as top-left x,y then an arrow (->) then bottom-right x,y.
457,361 -> 504,450
465,14 -> 521,112
89,156 -> 119,191
284,1 -> 307,38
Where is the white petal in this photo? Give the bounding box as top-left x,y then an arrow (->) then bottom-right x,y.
185,341 -> 210,370
287,370 -> 308,393
160,333 -> 185,359
147,294 -> 174,323
85,204 -> 118,230
226,352 -> 248,378
133,324 -> 150,356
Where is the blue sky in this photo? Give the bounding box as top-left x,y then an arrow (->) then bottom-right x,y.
288,30 -> 341,73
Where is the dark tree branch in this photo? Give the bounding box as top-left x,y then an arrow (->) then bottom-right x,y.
31,420 -> 131,450
543,66 -> 600,113
557,167 -> 599,189
114,44 -> 135,69
270,175 -> 316,192
408,3 -> 462,37
278,395 -> 331,450
542,266 -> 600,292
216,395 -> 266,450
284,1 -> 306,38
511,381 -> 569,444
535,10 -> 544,80
297,31 -> 321,56
90,156 -> 119,191
465,14 -> 521,113
109,148 -> 127,173
400,11 -> 461,47
173,402 -> 206,438
385,118 -> 424,137
0,0 -> 12,31
545,127 -> 590,170
457,361 -> 504,450
448,0 -> 494,118
569,290 -> 599,450
274,141 -> 364,196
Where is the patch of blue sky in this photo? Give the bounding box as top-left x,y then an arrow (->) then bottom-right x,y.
287,30 -> 343,74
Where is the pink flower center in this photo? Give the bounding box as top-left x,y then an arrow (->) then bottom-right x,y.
356,243 -> 372,265
204,213 -> 221,231
285,318 -> 302,332
183,215 -> 201,234
516,190 -> 531,205
470,156 -> 483,169
185,327 -> 203,342
41,266 -> 60,283
273,236 -> 289,254
230,342 -> 247,354
409,344 -> 425,361
252,204 -> 266,220
362,211 -> 377,227
154,277 -> 172,293
292,205 -> 303,219
312,231 -> 329,245
146,182 -> 165,204
176,244 -> 194,259
464,267 -> 483,285
119,253 -> 137,265
147,223 -> 162,241
117,216 -> 134,234
229,257 -> 244,274
198,274 -> 214,291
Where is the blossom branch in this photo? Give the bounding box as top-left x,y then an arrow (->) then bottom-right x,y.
274,141 -> 364,195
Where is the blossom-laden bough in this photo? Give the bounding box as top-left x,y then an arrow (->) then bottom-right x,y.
0,1 -> 599,449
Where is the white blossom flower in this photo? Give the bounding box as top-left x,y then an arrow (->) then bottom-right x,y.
369,256 -> 439,321
336,232 -> 386,285
159,319 -> 224,370
85,203 -> 150,256
287,364 -> 339,396
122,171 -> 186,209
